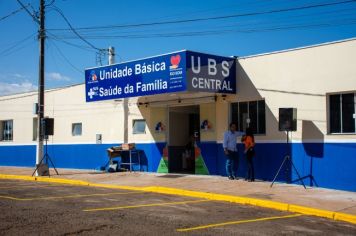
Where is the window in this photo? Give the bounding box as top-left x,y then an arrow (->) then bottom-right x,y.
329,93 -> 356,134
72,123 -> 82,136
231,100 -> 266,134
1,120 -> 13,141
133,119 -> 146,134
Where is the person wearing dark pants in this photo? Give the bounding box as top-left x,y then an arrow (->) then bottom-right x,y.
246,149 -> 255,182
223,123 -> 243,180
225,150 -> 238,180
242,127 -> 255,182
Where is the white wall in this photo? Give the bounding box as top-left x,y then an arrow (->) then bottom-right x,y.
0,85 -> 126,144
1,39 -> 355,145
231,39 -> 356,142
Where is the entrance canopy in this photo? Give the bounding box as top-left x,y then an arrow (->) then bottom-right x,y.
85,50 -> 236,102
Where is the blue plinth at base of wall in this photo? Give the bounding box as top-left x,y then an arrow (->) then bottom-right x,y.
0,142 -> 355,192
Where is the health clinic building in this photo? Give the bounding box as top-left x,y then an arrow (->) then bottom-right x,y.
1,38 -> 355,191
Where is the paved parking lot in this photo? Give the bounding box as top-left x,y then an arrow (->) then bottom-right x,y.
0,179 -> 355,235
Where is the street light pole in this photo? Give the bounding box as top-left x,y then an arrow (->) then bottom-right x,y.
35,0 -> 45,176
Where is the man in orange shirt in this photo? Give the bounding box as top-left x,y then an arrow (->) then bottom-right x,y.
242,127 -> 255,182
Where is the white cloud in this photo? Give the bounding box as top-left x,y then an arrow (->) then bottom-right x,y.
12,73 -> 27,79
0,81 -> 37,96
0,73 -> 28,81
46,72 -> 71,82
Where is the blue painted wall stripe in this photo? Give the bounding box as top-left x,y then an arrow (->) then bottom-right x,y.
0,142 -> 355,192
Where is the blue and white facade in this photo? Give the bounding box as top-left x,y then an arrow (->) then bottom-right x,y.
1,40 -> 355,191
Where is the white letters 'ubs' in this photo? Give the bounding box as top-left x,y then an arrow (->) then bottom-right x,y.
208,58 -> 217,75
191,56 -> 201,74
222,61 -> 230,77
191,55 -> 230,77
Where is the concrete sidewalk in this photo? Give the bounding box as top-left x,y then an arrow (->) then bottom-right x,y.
0,166 -> 355,216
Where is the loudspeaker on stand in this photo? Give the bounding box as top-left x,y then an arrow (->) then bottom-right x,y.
279,108 -> 297,131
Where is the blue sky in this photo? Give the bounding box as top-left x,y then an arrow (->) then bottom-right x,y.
1,0 -> 356,95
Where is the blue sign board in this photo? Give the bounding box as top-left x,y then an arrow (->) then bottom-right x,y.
186,51 -> 236,94
85,50 -> 236,102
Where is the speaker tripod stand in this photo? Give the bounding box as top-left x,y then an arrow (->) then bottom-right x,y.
270,131 -> 306,189
32,136 -> 59,177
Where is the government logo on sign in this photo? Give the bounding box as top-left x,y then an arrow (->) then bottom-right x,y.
88,71 -> 98,84
87,87 -> 98,99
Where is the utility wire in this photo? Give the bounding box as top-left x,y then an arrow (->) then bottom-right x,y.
46,1 -> 356,40
46,31 -> 97,52
0,32 -> 36,56
50,18 -> 356,40
45,0 -> 56,7
49,6 -> 101,51
49,41 -> 83,74
0,4 -> 29,22
48,0 -> 356,31
48,6 -> 356,37
48,5 -> 108,65
16,0 -> 39,24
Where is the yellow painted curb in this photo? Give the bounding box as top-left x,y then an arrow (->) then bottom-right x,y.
334,212 -> 356,224
0,174 -> 355,225
0,174 -> 90,186
288,204 -> 335,219
249,198 -> 289,212
88,183 -> 145,192
0,174 -> 144,192
137,186 -> 356,224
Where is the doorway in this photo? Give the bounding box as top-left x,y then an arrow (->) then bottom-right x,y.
168,105 -> 200,174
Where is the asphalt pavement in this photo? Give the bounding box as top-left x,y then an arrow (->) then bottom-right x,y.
0,178 -> 355,235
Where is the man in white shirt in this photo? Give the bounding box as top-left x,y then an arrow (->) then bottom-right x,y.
223,122 -> 243,180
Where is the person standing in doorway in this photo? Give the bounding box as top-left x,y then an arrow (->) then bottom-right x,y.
242,127 -> 255,182
223,122 -> 242,180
